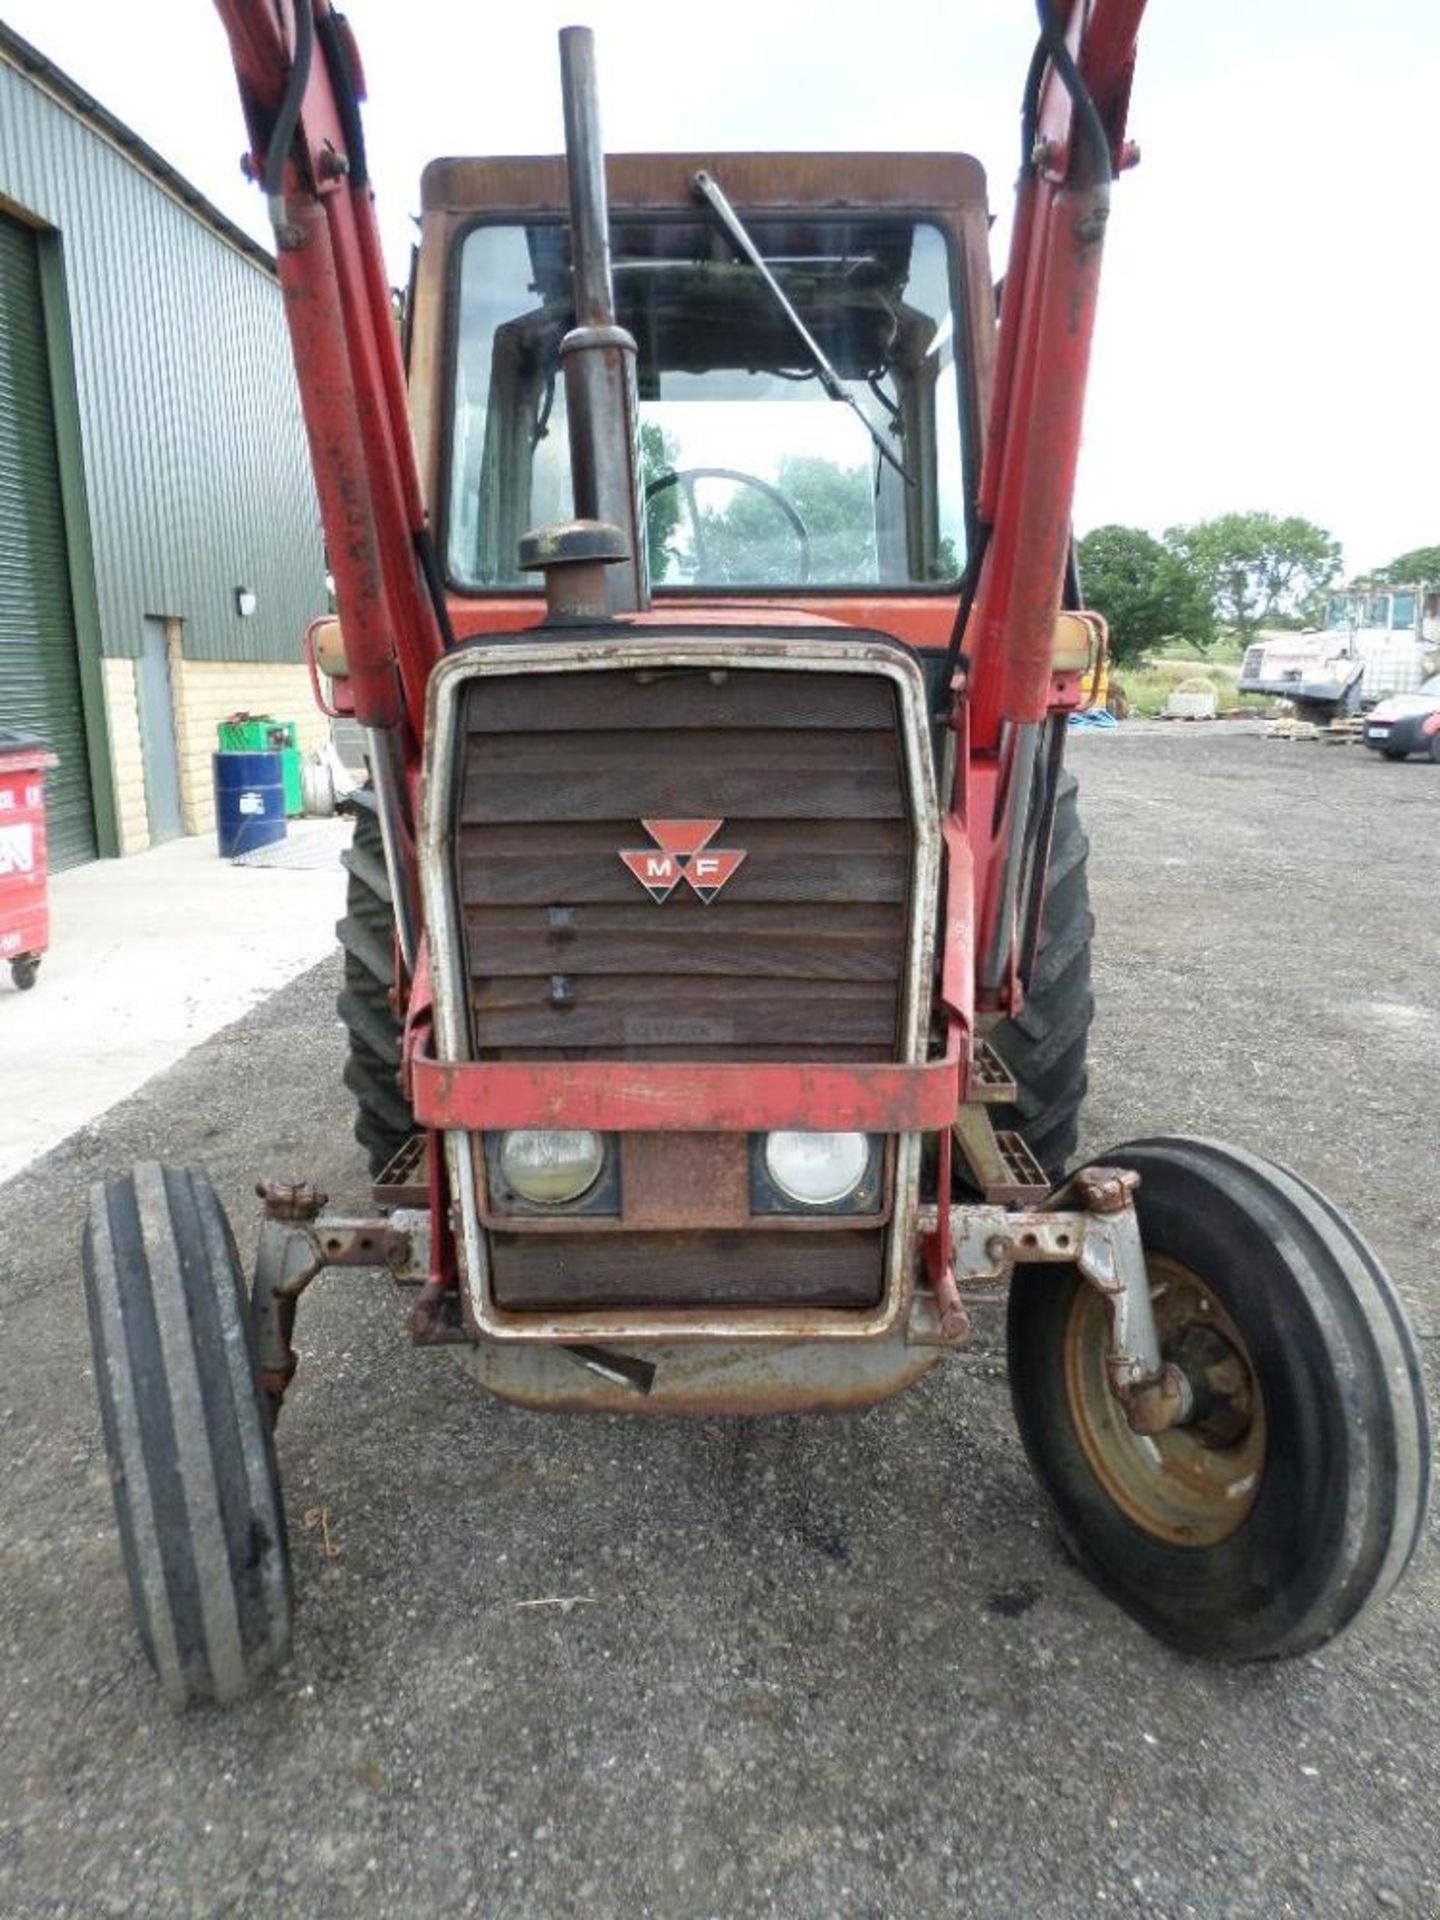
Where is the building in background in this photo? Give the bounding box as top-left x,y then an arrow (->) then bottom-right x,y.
0,24 -> 328,867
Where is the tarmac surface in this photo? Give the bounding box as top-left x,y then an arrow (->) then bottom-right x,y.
1,722 -> 1437,1917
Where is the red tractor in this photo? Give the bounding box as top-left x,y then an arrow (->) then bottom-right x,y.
83,1 -> 1428,1707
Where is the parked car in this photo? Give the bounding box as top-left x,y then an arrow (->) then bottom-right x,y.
1361,672 -> 1440,761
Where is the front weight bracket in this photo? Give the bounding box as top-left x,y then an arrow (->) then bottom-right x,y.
916,1166 -> 1192,1434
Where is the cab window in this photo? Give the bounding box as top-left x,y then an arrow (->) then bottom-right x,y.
446,214 -> 967,592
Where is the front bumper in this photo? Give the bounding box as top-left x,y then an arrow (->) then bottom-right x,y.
1363,717 -> 1429,754
411,1050 -> 960,1134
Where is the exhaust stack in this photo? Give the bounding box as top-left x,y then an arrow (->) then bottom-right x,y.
555,26 -> 649,614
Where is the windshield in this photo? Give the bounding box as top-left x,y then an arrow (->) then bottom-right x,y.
1391,590 -> 1416,629
446,214 -> 967,592
1324,592 -> 1355,630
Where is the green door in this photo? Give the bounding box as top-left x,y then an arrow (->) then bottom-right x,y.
0,213 -> 96,868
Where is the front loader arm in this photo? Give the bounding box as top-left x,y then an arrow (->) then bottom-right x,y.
966,0 -> 1145,747
211,0 -> 445,752
958,0 -> 1144,1010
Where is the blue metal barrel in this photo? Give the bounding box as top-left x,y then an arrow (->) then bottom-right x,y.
212,751 -> 287,858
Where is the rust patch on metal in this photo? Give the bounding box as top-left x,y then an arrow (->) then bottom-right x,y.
256,1177 -> 328,1222
1073,1165 -> 1141,1215
620,1132 -> 750,1229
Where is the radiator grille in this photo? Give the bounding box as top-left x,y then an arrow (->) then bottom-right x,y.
455,666 -> 913,1062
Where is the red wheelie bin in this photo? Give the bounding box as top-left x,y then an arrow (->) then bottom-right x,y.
0,730 -> 59,991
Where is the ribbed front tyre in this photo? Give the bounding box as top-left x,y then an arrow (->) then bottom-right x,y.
83,1164 -> 293,1707
1008,1138 -> 1429,1659
987,771 -> 1094,1182
336,792 -> 412,1177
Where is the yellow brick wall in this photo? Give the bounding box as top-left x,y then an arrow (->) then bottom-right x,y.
101,639 -> 329,852
100,657 -> 151,855
167,637 -> 329,837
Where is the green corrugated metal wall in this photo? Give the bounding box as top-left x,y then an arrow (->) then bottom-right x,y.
0,211 -> 96,867
0,52 -> 326,668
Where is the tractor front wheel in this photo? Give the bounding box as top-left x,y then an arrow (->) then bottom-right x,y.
337,793 -> 413,1176
1007,1137 -> 1429,1659
82,1164 -> 293,1706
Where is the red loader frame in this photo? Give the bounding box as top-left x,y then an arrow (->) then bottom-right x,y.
211,0 -> 1144,1315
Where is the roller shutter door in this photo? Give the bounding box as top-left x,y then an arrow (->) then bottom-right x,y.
0,213 -> 96,868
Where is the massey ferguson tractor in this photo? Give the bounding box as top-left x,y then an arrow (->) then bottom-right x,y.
82,0 -> 1429,1708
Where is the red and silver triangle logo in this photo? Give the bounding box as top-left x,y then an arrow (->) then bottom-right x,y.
619,818 -> 747,904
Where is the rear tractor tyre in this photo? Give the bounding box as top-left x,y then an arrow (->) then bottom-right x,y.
337,793 -> 413,1177
985,771 -> 1094,1182
82,1164 -> 293,1707
1007,1137 -> 1429,1660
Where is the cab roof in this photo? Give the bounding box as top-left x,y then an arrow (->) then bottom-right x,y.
420,152 -> 988,220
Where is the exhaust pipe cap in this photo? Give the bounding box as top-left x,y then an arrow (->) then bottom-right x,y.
519,518 -> 632,624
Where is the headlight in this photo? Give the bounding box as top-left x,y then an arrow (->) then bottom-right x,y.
763,1131 -> 870,1207
499,1130 -> 604,1205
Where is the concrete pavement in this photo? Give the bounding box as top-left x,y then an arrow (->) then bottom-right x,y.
0,822 -> 348,1182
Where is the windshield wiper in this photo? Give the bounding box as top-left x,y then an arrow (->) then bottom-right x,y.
692,169 -> 913,486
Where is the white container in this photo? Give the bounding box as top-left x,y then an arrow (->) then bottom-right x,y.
1166,680 -> 1218,720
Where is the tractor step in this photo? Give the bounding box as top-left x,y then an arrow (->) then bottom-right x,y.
969,1037 -> 1019,1104
953,1104 -> 1051,1205
374,1133 -> 430,1209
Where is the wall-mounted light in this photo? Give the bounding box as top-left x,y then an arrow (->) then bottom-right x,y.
235,587 -> 258,618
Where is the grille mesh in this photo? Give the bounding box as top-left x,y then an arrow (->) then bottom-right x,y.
456,666 -> 913,1062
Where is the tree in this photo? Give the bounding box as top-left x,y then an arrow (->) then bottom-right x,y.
697,455 -> 874,584
638,420 -> 682,584
1165,511 -> 1342,637
1076,524 -> 1212,662
1374,544 -> 1440,591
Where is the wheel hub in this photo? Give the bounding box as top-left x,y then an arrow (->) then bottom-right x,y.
1062,1255 -> 1267,1548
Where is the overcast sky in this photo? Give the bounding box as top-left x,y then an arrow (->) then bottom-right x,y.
5,0 -> 1436,573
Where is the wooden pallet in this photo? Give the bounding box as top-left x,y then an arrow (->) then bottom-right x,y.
1264,715 -> 1365,744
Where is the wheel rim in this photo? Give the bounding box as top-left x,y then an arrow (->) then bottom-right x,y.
1062,1254 -> 1267,1548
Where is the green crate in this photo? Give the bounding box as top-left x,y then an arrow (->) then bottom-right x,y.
217,717 -> 302,813
278,747 -> 302,817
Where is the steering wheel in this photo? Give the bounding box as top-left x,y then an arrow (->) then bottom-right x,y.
645,467 -> 811,585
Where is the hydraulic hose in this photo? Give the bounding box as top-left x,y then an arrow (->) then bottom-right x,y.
263,0 -> 315,228
937,520 -> 991,719
316,6 -> 368,188
1034,0 -> 1113,191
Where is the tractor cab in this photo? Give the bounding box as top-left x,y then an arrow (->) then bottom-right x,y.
406,156 -> 992,641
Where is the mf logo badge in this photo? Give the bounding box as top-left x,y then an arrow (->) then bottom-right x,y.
620,818 -> 746,904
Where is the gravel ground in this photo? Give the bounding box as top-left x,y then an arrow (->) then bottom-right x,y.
1,722 -> 1437,1918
